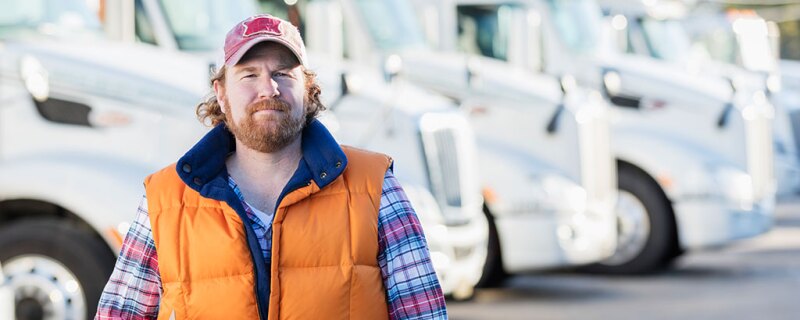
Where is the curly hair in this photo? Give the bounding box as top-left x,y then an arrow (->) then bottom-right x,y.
196,65 -> 325,127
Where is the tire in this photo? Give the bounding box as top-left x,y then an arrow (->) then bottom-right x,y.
475,205 -> 508,288
584,163 -> 679,274
0,219 -> 116,320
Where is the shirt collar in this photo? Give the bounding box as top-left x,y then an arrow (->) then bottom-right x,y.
176,119 -> 347,195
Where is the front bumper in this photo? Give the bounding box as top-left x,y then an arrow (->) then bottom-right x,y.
673,196 -> 774,249
494,209 -> 614,273
427,212 -> 488,297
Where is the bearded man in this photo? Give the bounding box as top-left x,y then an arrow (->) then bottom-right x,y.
95,14 -> 446,320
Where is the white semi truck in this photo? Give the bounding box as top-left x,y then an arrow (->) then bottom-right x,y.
281,0 -> 618,286
416,0 -> 776,274
101,0 -> 489,299
0,1 -> 211,318
599,0 -> 800,198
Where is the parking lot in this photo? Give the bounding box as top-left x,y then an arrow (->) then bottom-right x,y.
448,198 -> 800,320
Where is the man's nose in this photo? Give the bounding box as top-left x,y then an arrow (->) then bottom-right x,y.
258,76 -> 280,99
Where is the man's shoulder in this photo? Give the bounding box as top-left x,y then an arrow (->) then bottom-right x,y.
340,145 -> 392,164
339,145 -> 392,185
144,163 -> 180,186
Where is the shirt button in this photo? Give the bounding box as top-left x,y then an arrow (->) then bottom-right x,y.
182,164 -> 192,173
335,161 -> 342,168
193,177 -> 202,185
320,172 -> 327,179
307,180 -> 312,186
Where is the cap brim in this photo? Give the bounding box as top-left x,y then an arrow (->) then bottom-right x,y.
224,37 -> 306,68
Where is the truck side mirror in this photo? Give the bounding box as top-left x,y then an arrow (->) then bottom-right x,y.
602,69 -> 641,109
340,72 -> 349,97
384,55 -> 403,83
306,0 -> 344,61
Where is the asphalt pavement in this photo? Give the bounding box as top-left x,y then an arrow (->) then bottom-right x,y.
448,198 -> 800,320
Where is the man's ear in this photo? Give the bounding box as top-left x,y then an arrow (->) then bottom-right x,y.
213,80 -> 226,112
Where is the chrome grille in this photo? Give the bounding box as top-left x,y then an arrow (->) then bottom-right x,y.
431,129 -> 462,206
419,113 -> 480,225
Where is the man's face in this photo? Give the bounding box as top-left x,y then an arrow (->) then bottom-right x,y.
216,42 -> 307,153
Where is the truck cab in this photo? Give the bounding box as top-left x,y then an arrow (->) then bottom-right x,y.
416,0 -> 776,274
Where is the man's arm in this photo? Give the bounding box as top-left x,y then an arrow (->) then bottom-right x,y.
378,169 -> 448,320
95,196 -> 162,319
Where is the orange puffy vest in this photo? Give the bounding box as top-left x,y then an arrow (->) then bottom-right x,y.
144,146 -> 391,319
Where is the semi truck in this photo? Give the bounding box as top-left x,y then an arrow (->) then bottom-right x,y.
0,1 -> 210,317
599,0 -> 799,197
415,0 -> 776,274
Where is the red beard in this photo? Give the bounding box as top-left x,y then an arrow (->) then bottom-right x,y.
223,96 -> 305,153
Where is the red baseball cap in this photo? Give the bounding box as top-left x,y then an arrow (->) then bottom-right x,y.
223,14 -> 308,68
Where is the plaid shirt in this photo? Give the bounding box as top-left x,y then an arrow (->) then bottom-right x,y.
96,169 -> 447,319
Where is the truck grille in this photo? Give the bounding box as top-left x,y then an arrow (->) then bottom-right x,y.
430,129 -> 462,206
419,113 -> 480,225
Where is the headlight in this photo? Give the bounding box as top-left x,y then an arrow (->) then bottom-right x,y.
540,174 -> 587,214
767,74 -> 782,94
538,174 -> 615,258
668,164 -> 754,210
714,166 -> 755,211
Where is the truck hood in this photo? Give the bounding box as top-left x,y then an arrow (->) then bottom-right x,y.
397,49 -> 563,104
2,36 -> 209,111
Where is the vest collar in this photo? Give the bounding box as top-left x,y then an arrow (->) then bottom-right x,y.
176,119 -> 347,196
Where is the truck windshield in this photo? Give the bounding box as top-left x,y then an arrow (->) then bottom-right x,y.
352,0 -> 426,51
0,0 -> 103,37
688,16 -> 775,72
456,5 -> 513,61
639,18 -> 691,62
546,0 -> 602,55
159,0 -> 258,51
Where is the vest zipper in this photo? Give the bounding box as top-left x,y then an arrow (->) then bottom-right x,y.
226,187 -> 269,320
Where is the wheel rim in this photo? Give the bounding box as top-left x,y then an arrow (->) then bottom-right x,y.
603,190 -> 651,266
5,255 -> 86,320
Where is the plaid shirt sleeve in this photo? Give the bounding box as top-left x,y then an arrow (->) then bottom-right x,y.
378,169 -> 448,320
95,195 -> 161,319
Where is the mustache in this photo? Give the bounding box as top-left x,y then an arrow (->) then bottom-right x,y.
247,99 -> 290,114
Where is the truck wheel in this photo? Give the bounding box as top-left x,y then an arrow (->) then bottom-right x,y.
0,219 -> 116,320
585,164 -> 678,274
476,205 -> 508,288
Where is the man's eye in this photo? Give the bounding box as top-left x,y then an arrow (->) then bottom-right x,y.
243,74 -> 256,78
274,72 -> 288,78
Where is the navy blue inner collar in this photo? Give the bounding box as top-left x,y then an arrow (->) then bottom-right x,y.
176,119 -> 347,198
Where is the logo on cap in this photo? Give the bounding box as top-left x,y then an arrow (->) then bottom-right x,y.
242,16 -> 282,38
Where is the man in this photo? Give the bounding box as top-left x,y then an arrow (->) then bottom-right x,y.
96,14 -> 447,319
